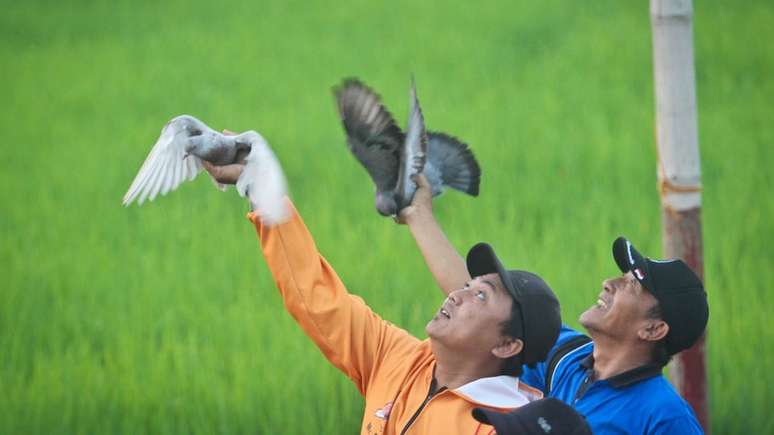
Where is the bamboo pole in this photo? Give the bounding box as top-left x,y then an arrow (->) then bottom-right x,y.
650,0 -> 708,431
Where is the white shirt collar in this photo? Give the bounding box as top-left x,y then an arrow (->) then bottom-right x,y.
454,375 -> 538,408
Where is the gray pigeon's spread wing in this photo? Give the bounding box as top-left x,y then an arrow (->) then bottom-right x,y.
123,120 -> 203,206
395,79 -> 428,211
425,131 -> 481,196
234,131 -> 289,226
334,79 -> 404,191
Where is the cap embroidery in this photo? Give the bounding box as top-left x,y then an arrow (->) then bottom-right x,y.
626,241 -> 635,265
537,416 -> 552,433
634,268 -> 645,280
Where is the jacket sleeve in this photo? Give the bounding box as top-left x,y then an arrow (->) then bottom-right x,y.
247,200 -> 420,395
652,416 -> 704,434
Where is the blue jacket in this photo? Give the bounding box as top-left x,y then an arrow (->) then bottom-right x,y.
521,326 -> 703,434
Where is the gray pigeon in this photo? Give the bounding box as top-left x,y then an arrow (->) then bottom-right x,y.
122,115 -> 289,225
334,78 -> 481,216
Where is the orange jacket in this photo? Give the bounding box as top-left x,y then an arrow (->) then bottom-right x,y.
248,202 -> 542,434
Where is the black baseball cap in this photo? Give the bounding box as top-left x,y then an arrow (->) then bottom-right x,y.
472,398 -> 592,435
466,243 -> 561,365
612,236 -> 708,355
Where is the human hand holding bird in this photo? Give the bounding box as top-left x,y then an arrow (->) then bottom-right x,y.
122,115 -> 289,225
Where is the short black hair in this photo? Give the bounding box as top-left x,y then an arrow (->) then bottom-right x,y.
499,299 -> 525,376
646,303 -> 672,368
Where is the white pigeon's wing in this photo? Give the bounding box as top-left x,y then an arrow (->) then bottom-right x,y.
333,78 -> 404,192
394,78 -> 427,211
123,121 -> 203,206
235,132 -> 289,226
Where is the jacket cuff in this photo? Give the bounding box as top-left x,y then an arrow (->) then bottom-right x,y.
246,197 -> 297,225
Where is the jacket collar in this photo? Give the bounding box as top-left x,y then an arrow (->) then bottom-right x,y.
580,355 -> 662,388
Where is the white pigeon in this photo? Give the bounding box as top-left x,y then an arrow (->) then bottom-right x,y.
122,115 -> 289,225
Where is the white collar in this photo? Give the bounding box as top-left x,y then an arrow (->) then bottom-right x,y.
454,375 -> 538,408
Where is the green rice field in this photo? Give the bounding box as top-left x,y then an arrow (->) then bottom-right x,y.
1,0 -> 772,433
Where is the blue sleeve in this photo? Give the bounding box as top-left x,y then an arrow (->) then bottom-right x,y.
652,416 -> 704,434
520,325 -> 586,392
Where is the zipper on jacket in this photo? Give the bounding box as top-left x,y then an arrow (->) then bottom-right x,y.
399,379 -> 446,435
573,368 -> 595,404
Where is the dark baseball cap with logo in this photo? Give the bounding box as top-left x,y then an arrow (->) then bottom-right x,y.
466,243 -> 561,365
472,398 -> 592,435
612,236 -> 708,355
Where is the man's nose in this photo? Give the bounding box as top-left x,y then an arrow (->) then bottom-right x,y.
447,290 -> 464,305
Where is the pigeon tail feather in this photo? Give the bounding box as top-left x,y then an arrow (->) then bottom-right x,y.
427,131 -> 481,197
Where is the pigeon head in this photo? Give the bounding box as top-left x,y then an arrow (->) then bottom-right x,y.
184,137 -> 206,158
375,191 -> 398,217
167,116 -> 235,163
168,115 -> 208,138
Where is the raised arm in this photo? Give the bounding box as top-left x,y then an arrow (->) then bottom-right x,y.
398,175 -> 471,295
204,145 -> 420,395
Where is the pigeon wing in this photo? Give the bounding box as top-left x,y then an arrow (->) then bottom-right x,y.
123,121 -> 203,206
333,78 -> 404,192
394,79 -> 428,211
425,131 -> 481,196
234,132 -> 290,226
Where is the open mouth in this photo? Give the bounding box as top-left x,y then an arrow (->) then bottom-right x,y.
595,298 -> 609,310
439,307 -> 451,319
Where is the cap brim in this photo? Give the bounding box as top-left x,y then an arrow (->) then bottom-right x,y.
471,407 -> 493,425
466,243 -> 518,299
472,408 -> 524,433
612,236 -> 653,292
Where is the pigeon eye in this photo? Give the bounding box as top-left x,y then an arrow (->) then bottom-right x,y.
189,128 -> 203,137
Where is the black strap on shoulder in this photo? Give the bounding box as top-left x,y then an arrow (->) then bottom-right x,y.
544,335 -> 592,395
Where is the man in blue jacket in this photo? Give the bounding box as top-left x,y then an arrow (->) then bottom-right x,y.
400,176 -> 709,434
517,237 -> 707,433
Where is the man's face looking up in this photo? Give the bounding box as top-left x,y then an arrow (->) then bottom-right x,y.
580,271 -> 662,343
427,273 -> 521,359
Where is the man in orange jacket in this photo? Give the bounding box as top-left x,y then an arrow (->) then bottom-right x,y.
205,163 -> 561,434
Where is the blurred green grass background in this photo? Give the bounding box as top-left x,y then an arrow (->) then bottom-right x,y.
1,0 -> 771,433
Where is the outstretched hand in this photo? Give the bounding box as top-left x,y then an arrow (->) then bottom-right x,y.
396,174 -> 433,225
202,161 -> 244,185
202,129 -> 245,184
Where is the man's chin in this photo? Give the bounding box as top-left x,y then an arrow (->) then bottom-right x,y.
579,308 -> 597,331
425,319 -> 438,337
426,316 -> 450,338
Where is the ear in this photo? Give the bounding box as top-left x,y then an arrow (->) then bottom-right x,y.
637,319 -> 669,342
492,337 -> 523,359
